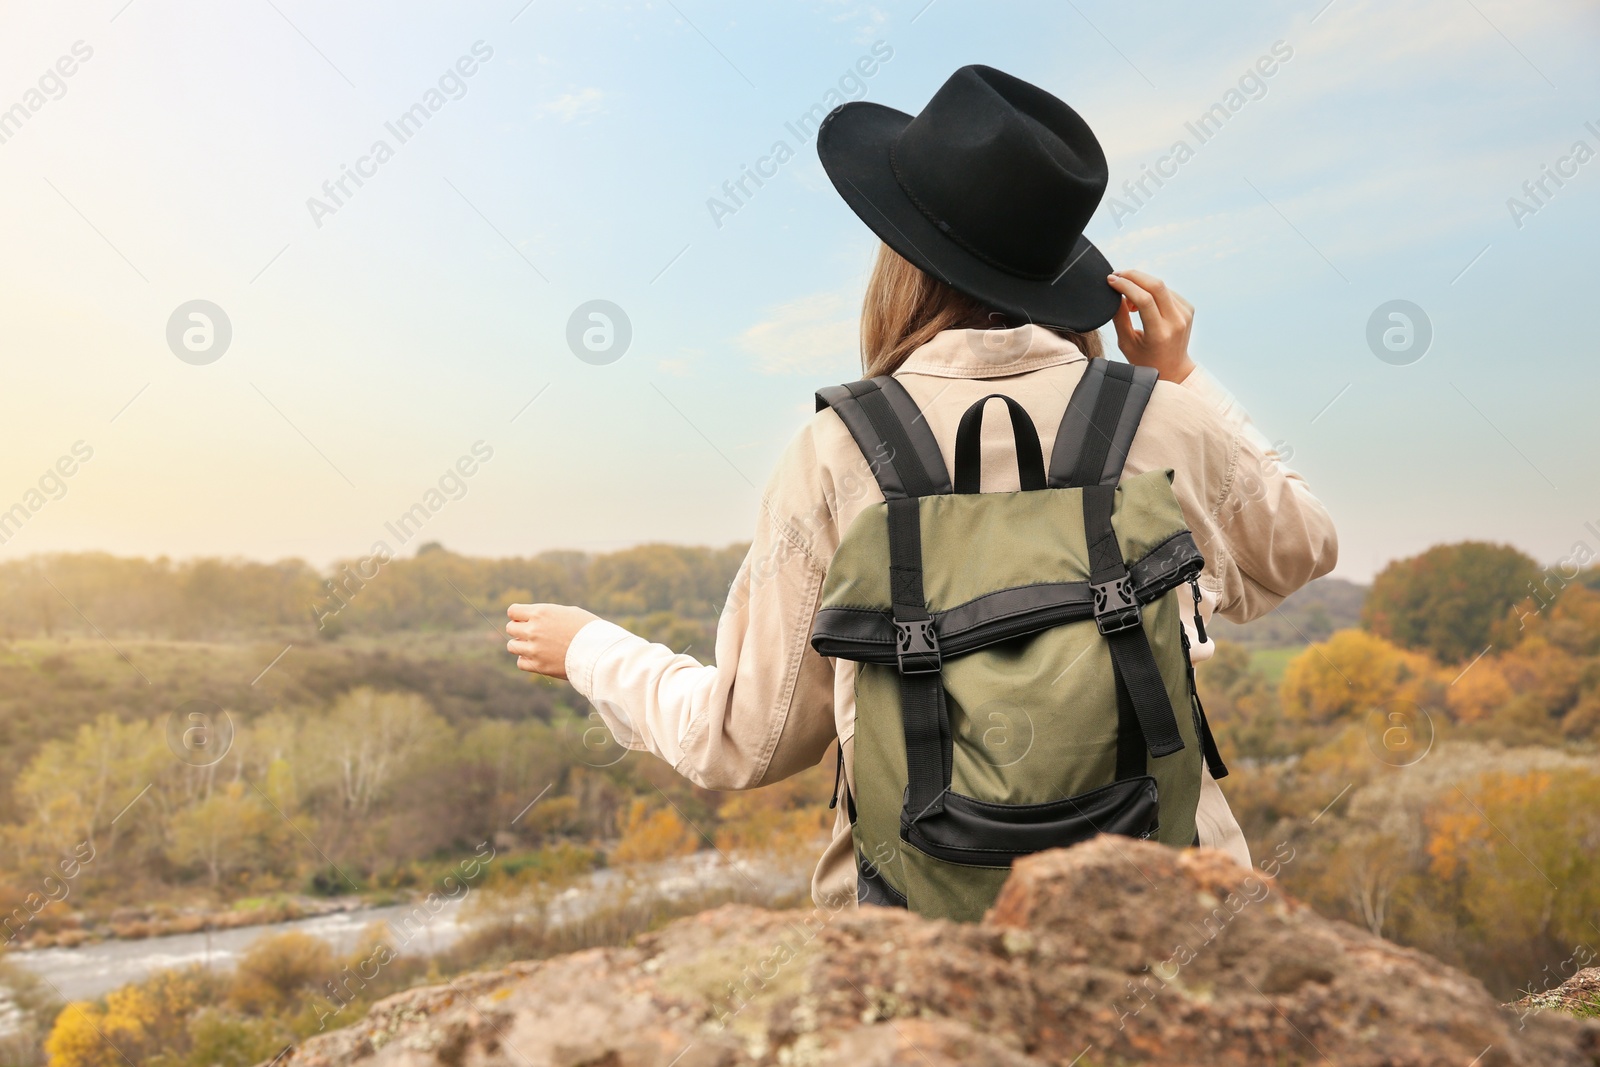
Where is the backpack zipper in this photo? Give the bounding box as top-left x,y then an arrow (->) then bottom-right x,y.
1188,577 -> 1208,644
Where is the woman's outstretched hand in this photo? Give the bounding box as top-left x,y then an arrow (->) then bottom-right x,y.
506,603 -> 598,679
1106,269 -> 1197,384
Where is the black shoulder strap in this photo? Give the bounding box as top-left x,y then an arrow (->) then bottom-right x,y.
817,375 -> 953,824
816,377 -> 953,499
1063,359 -> 1185,763
1085,481 -> 1185,761
1048,359 -> 1157,488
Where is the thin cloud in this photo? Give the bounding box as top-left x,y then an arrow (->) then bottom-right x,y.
1072,0 -> 1588,281
540,87 -> 606,123
738,289 -> 860,376
1077,0 -> 1572,171
657,357 -> 694,378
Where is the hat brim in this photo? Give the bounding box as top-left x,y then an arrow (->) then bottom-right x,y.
818,101 -> 1120,333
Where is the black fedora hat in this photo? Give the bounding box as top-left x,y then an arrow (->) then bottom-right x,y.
818,64 -> 1119,332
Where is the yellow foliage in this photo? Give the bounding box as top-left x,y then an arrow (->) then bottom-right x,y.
711,748 -> 837,857
229,930 -> 335,1013
14,713 -> 163,866
714,796 -> 831,858
518,794 -> 580,840
166,781 -> 289,888
1280,629 -> 1436,725
610,799 -> 698,865
1497,638 -> 1585,718
1445,660 -> 1514,724
1425,770 -> 1561,901
1425,810 -> 1492,881
45,970 -> 206,1067
44,1003 -> 122,1067
1294,724 -> 1374,781
1522,581 -> 1600,657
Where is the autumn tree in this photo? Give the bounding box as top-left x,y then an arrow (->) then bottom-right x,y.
45,970 -> 217,1067
227,930 -> 335,1014
456,719 -> 567,838
1363,542 -> 1541,663
1279,629 -> 1438,727
1192,641 -> 1290,759
611,799 -> 699,865
1424,767 -> 1600,987
713,759 -> 833,859
304,688 -> 447,820
165,782 -> 291,888
11,713 -> 164,865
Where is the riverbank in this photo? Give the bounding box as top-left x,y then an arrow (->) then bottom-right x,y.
4,849 -> 810,1002
11,894 -> 382,951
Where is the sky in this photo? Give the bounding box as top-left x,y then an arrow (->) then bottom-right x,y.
0,0 -> 1597,582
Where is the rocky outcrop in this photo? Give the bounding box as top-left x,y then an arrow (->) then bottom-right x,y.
276,838 -> 1599,1067
1517,967 -> 1600,1023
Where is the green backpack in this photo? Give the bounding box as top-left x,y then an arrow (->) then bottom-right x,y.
812,359 -> 1228,921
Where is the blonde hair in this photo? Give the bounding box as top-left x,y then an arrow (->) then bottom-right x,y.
859,243 -> 1104,377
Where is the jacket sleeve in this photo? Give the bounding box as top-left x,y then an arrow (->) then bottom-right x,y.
1178,366 -> 1340,623
562,424 -> 841,790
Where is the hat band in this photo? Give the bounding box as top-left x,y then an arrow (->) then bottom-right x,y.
887,140 -> 1072,283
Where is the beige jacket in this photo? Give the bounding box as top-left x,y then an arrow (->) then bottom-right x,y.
564,325 -> 1338,906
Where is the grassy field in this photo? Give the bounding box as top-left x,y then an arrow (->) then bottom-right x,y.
1248,646 -> 1302,687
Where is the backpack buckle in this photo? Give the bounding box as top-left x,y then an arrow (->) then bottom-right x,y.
1092,576 -> 1142,635
893,619 -> 942,674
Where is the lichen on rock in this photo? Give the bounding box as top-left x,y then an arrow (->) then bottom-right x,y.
265,838 -> 1600,1067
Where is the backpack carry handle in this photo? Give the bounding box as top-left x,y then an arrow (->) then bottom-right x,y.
953,394 -> 1047,494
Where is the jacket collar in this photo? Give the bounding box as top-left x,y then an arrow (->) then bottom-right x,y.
895,324 -> 1087,379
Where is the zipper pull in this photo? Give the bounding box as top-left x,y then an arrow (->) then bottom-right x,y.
1189,578 -> 1208,645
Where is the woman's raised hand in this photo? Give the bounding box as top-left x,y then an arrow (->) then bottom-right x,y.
506,603 -> 598,679
1106,269 -> 1197,384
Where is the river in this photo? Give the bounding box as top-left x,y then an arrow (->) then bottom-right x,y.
8,899 -> 468,1003
4,850 -> 807,1005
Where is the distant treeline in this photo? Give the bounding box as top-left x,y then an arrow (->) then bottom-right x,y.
0,543 -> 748,641
4,542 -> 1366,646
1207,576 -> 1366,648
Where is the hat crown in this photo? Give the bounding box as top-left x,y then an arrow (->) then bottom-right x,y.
891,65 -> 1108,280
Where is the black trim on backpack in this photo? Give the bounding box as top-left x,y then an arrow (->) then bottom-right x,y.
1114,672 -> 1147,782
856,850 -> 907,907
1196,698 -> 1229,780
810,529 -> 1205,663
901,776 -> 1160,868
876,378 -> 951,489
